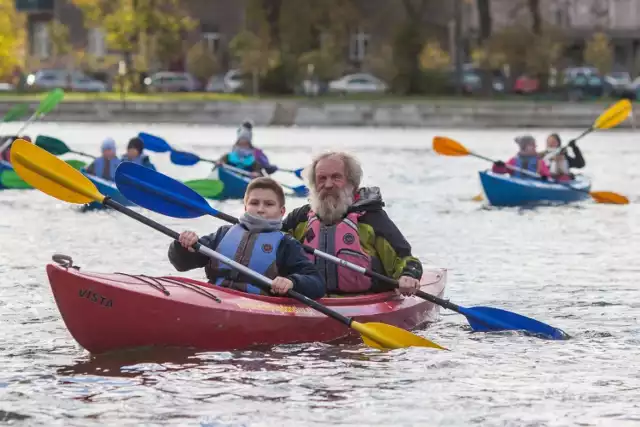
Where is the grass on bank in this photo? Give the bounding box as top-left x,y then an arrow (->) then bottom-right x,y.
0,91 -> 630,105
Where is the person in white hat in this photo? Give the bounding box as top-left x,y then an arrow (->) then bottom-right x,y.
85,137 -> 122,181
217,121 -> 276,176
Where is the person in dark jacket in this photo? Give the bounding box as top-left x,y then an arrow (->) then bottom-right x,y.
169,177 -> 325,299
282,152 -> 423,296
121,137 -> 156,170
541,133 -> 585,181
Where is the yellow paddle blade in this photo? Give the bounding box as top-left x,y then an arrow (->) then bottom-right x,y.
352,321 -> 447,350
10,139 -> 103,205
433,136 -> 471,157
472,193 -> 484,201
593,99 -> 632,130
590,191 -> 629,205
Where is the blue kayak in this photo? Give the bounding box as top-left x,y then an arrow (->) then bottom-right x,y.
81,172 -> 135,211
216,166 -> 251,200
479,171 -> 592,207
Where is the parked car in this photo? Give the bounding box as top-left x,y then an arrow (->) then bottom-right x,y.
447,69 -> 505,94
561,66 -> 609,98
205,75 -> 226,92
605,71 -> 631,96
26,69 -> 107,92
144,72 -> 199,92
328,73 -> 388,94
620,76 -> 640,99
222,69 -> 246,93
514,75 -> 540,94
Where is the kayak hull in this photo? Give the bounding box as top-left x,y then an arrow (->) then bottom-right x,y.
46,263 -> 447,354
82,172 -> 135,210
0,160 -> 10,190
479,171 -> 592,207
217,166 -> 250,200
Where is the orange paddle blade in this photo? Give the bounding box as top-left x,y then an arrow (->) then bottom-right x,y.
590,191 -> 629,205
433,136 -> 471,157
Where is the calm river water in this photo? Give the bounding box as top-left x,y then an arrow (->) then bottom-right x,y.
1,123 -> 639,426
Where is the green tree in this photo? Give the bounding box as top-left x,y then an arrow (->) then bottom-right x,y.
0,0 -> 25,79
49,20 -> 72,60
72,0 -> 195,70
419,40 -> 450,71
389,0 -> 442,94
186,41 -> 220,84
484,22 -> 565,82
584,32 -> 613,75
229,30 -> 279,95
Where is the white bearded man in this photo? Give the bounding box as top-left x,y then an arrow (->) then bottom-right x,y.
282,152 -> 423,295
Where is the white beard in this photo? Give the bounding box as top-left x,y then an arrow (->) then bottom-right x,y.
309,185 -> 354,224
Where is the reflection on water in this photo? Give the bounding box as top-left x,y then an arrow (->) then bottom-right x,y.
1,123 -> 640,425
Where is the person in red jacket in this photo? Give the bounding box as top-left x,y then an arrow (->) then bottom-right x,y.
492,135 -> 551,179
0,135 -> 31,163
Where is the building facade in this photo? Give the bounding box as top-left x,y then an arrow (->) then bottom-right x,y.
22,0 -> 640,77
465,0 -> 640,73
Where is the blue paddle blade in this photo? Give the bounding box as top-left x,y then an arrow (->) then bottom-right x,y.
170,150 -> 201,166
292,185 -> 309,197
138,132 -> 172,153
114,162 -> 215,219
294,168 -> 304,179
459,306 -> 569,340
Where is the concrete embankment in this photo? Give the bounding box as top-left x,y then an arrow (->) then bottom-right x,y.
0,98 -> 633,128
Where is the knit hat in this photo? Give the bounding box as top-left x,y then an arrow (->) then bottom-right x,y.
127,137 -> 144,152
515,135 -> 536,151
241,119 -> 254,130
236,127 -> 253,145
101,137 -> 116,151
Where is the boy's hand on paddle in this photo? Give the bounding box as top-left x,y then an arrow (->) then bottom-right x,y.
178,231 -> 199,252
271,277 -> 293,295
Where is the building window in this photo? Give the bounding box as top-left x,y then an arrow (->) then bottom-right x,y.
88,28 -> 106,57
34,21 -> 50,59
203,32 -> 221,55
349,30 -> 370,62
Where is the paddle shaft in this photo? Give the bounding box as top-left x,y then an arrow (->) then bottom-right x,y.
70,149 -> 96,159
221,162 -> 306,194
101,197 -> 358,328
201,204 -> 454,310
222,162 -> 255,177
303,245 -> 463,312
0,110 -> 49,154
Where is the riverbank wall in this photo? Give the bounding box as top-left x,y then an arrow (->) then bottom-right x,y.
0,98 -> 633,128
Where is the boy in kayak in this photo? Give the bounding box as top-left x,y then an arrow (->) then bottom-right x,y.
121,137 -> 156,171
169,177 -> 325,299
492,135 -> 551,179
84,137 -> 122,181
540,133 -> 585,181
216,123 -> 276,177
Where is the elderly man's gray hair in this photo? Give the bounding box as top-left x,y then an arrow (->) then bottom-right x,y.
305,152 -> 363,190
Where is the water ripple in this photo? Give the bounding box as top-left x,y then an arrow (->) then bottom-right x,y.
1,124 -> 639,425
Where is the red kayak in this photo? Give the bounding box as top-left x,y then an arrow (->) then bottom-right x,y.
46,260 -> 447,354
